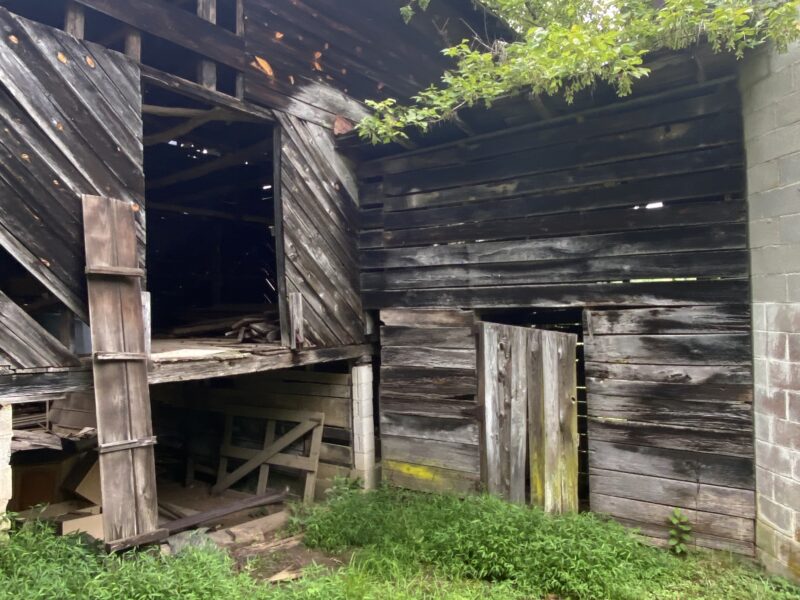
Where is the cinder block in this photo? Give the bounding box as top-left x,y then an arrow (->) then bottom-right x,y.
769,360 -> 800,389
756,386 -> 787,419
755,358 -> 768,388
769,331 -> 789,360
757,439 -> 793,475
0,406 -> 11,432
779,214 -> 800,245
757,465 -> 776,500
0,465 -> 11,508
353,432 -> 375,454
745,105 -> 777,141
769,45 -> 800,75
790,276 -> 800,302
778,152 -> 800,187
748,185 -> 800,220
747,161 -> 781,193
746,72 -> 795,113
753,123 -> 800,164
766,303 -> 800,332
750,218 -> 781,248
774,473 -> 800,509
775,418 -> 800,450
775,89 -> 800,129
754,331 -> 769,358
760,495 -> 795,533
753,274 -> 788,303
788,390 -> 800,423
754,303 -> 768,331
756,412 -> 773,443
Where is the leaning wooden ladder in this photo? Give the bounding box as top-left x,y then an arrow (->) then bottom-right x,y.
83,194 -> 164,549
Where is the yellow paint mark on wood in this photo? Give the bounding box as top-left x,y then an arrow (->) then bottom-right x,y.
252,56 -> 274,78
20,153 -> 30,162
8,34 -> 18,44
57,51 -> 68,64
85,55 -> 96,68
383,460 -> 438,481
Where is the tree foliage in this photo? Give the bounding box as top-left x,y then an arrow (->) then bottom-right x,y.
357,0 -> 800,143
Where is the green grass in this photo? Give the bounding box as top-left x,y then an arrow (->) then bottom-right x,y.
0,488 -> 798,599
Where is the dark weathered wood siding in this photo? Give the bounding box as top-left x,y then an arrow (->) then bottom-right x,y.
0,8 -> 144,322
585,306 -> 754,554
358,78 -> 746,310
379,309 -> 481,493
276,111 -> 365,348
361,78 -> 753,553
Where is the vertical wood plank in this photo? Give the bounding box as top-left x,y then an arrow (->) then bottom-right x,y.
196,0 -> 217,89
64,1 -> 85,39
480,323 -> 501,495
273,126 -> 290,347
124,27 -> 142,61
535,329 -> 578,513
508,326 -> 527,504
527,329 -> 545,507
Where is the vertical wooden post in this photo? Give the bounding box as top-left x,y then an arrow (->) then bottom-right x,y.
351,359 -> 376,489
196,0 -> 217,89
235,0 -> 245,99
124,27 -> 142,62
64,1 -> 85,39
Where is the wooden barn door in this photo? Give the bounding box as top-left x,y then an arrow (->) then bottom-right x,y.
274,112 -> 364,349
478,323 -> 578,511
0,9 -> 144,321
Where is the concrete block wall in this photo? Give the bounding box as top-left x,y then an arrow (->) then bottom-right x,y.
741,39 -> 800,581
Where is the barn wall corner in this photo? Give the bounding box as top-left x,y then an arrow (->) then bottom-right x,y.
740,35 -> 800,583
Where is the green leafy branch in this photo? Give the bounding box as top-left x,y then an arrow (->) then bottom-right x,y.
358,0 -> 800,144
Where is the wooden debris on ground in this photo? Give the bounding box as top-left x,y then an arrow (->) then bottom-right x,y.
164,489 -> 287,535
208,510 -> 289,546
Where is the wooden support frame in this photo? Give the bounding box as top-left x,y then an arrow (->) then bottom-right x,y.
212,406 -> 324,503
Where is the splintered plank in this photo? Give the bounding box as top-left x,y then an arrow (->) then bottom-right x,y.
83,194 -> 157,545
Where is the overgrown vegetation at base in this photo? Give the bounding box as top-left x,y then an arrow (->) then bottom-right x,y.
0,488 -> 798,599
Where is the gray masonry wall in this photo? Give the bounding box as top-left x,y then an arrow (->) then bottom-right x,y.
740,40 -> 800,581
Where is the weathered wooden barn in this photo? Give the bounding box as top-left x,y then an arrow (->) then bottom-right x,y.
0,0 -> 760,558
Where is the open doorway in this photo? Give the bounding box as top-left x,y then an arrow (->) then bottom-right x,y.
142,85 -> 280,347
